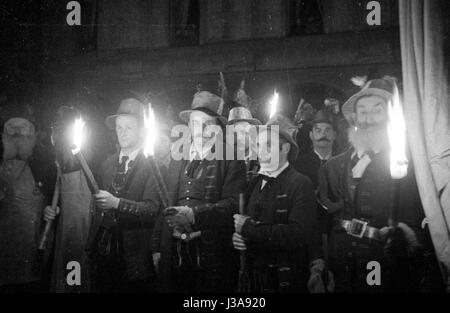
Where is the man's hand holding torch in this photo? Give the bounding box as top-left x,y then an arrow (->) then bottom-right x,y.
94,190 -> 120,210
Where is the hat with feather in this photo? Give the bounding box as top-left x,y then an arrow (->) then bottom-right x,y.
342,76 -> 395,125
179,91 -> 227,125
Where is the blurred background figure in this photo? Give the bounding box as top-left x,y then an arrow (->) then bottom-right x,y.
154,121 -> 173,169
48,106 -> 94,293
293,98 -> 316,155
323,98 -> 350,154
0,104 -> 56,293
227,106 -> 261,185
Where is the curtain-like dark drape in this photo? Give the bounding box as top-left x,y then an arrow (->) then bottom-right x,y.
399,0 -> 450,290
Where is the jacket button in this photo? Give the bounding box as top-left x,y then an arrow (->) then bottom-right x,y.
186,197 -> 190,200
188,181 -> 191,185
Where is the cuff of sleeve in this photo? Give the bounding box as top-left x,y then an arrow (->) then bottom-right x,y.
241,218 -> 257,238
118,199 -> 138,216
192,203 -> 214,227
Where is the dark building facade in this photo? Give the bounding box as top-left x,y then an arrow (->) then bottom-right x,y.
2,0 -> 401,122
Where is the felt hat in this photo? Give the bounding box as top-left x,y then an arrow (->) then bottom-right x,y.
179,91 -> 227,125
227,106 -> 261,125
342,77 -> 394,125
105,98 -> 145,129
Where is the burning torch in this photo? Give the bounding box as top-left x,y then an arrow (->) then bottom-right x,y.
71,116 -> 99,194
143,103 -> 170,207
269,90 -> 279,119
387,82 -> 408,226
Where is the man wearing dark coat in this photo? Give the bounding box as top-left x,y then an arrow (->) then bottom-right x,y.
151,91 -> 246,293
89,98 -> 161,292
233,114 -> 327,293
318,77 -> 441,292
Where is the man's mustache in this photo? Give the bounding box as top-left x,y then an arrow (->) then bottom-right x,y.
317,137 -> 330,142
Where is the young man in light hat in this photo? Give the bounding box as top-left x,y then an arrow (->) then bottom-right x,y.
88,98 -> 161,292
318,77 -> 440,292
232,114 -> 328,293
151,90 -> 246,293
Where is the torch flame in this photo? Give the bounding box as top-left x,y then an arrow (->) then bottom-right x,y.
269,90 -> 279,118
143,103 -> 157,158
71,116 -> 85,155
387,84 -> 408,179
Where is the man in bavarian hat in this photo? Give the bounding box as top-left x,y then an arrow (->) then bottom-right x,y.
88,98 -> 162,292
232,114 -> 327,293
151,90 -> 246,293
318,77 -> 442,292
227,106 -> 261,185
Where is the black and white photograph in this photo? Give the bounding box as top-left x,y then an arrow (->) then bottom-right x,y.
0,0 -> 449,303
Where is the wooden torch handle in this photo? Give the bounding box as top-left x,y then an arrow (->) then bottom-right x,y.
38,163 -> 61,251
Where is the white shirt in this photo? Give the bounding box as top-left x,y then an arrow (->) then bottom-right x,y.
258,161 -> 290,190
189,142 -> 213,161
119,148 -> 140,173
351,149 -> 380,178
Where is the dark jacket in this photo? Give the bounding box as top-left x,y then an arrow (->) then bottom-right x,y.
293,150 -> 324,189
241,165 -> 321,292
151,144 -> 246,291
91,150 -> 161,282
318,148 -> 424,229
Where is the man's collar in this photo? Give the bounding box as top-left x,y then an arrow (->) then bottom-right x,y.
119,148 -> 141,162
313,149 -> 332,161
189,142 -> 214,161
258,161 -> 289,179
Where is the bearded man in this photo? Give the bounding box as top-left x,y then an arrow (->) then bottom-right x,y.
318,77 -> 440,292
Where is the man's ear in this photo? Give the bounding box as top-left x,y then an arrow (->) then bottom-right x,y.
309,131 -> 314,141
281,142 -> 291,154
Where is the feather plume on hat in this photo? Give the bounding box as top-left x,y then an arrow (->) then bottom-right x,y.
234,80 -> 251,108
350,75 -> 368,88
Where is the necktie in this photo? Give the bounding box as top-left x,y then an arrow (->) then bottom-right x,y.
258,174 -> 275,183
186,152 -> 201,178
259,174 -> 275,191
351,154 -> 360,169
112,155 -> 129,193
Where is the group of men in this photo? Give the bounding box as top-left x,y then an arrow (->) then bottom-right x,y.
0,77 -> 443,293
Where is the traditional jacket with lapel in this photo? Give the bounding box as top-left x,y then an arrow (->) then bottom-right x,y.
89,150 -> 162,282
241,165 -> 321,292
151,142 -> 246,291
318,148 -> 424,229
